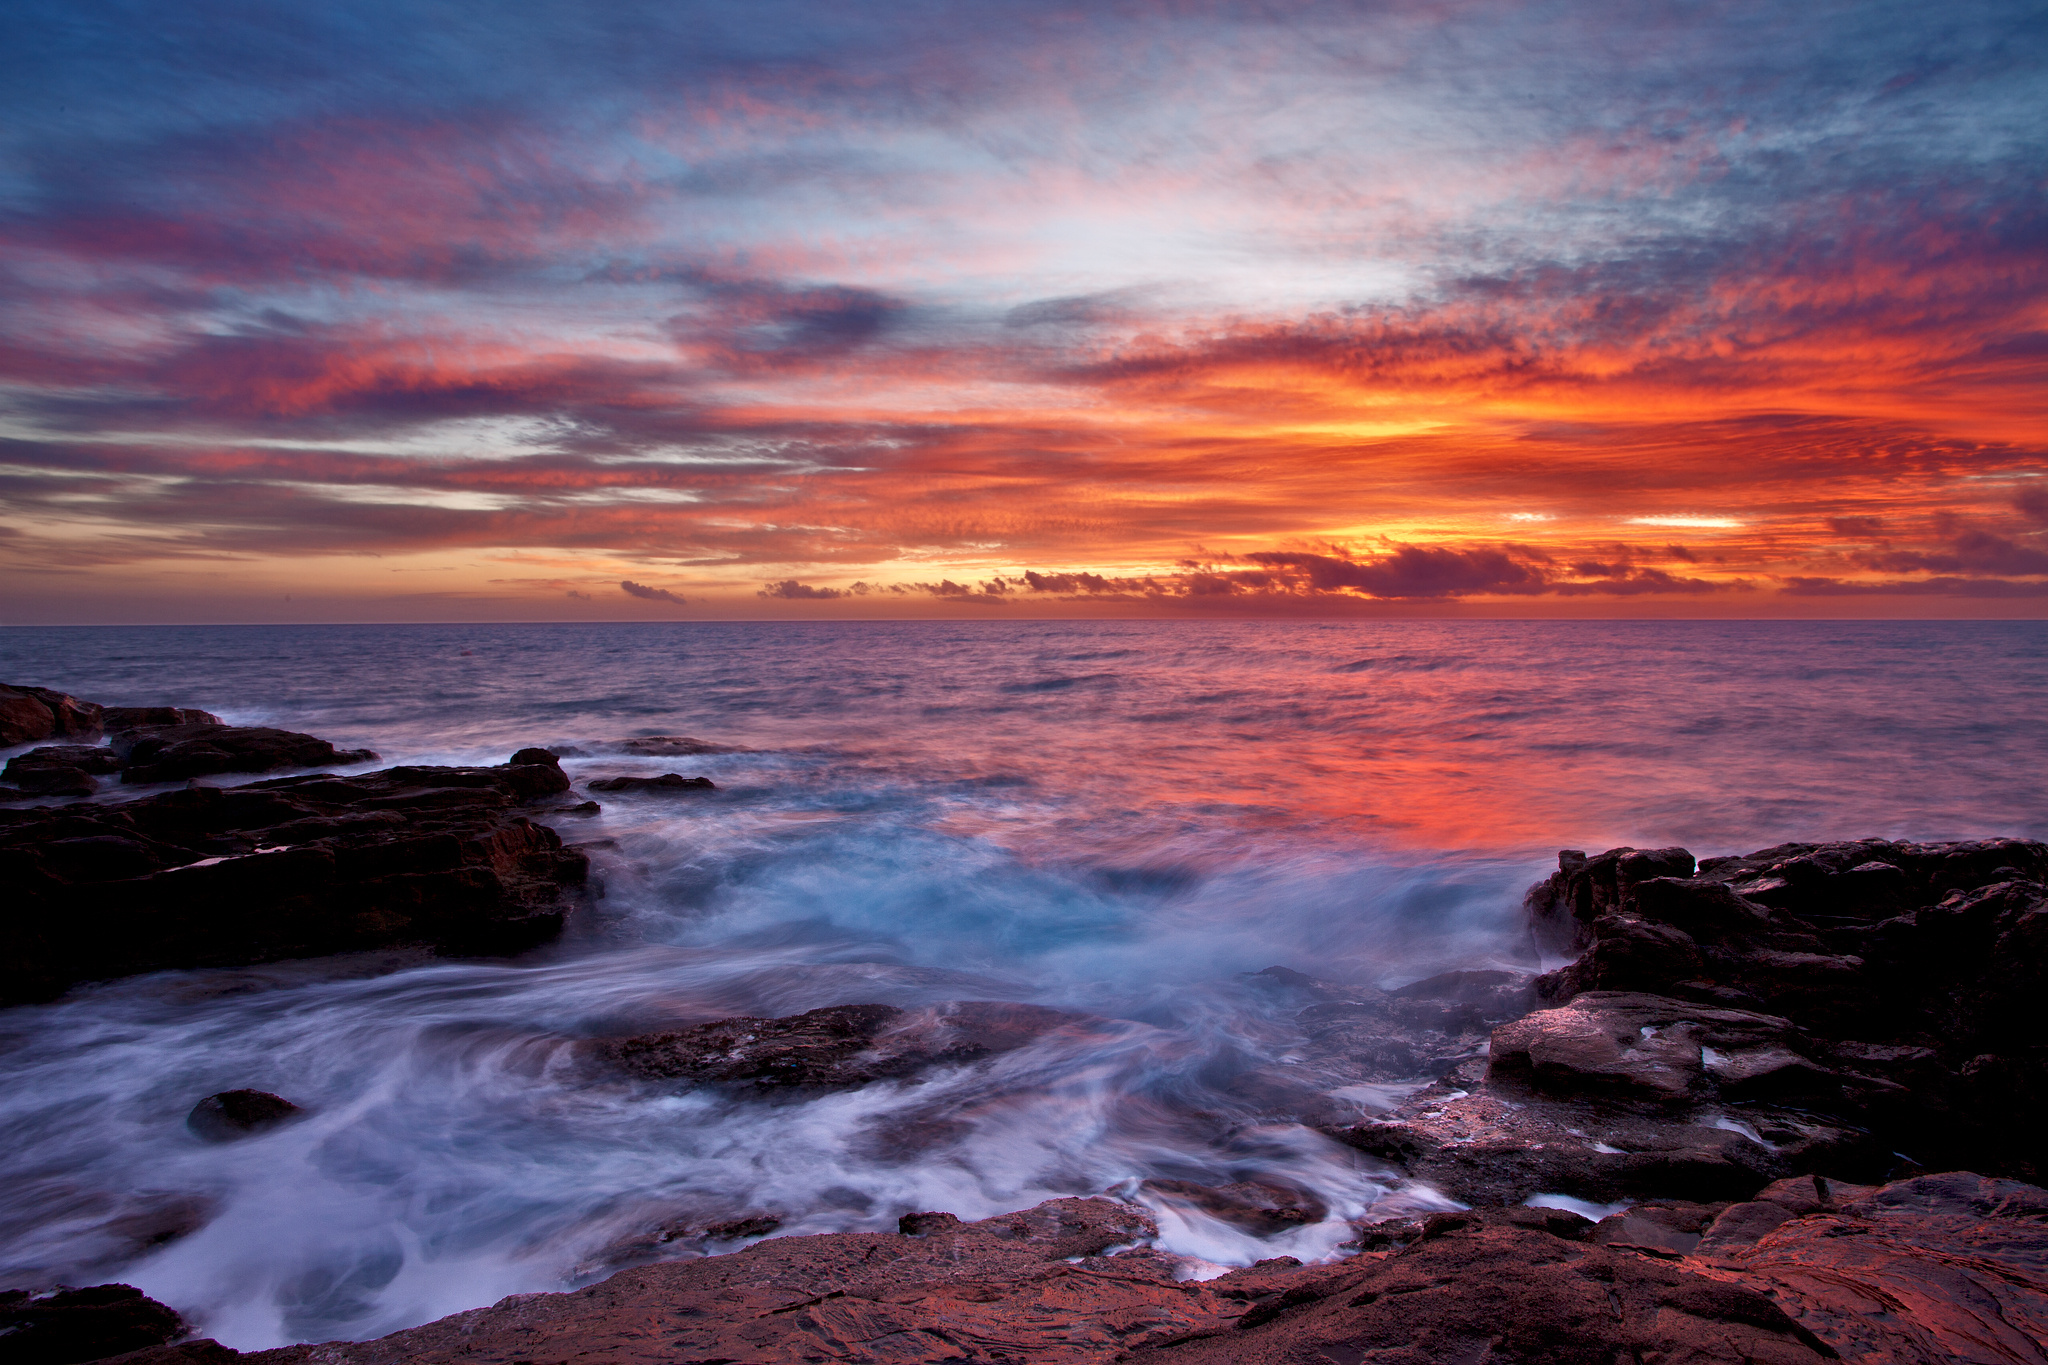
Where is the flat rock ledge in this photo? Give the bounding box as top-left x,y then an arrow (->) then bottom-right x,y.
0,748 -> 590,1005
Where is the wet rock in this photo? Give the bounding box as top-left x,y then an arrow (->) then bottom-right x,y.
2,744 -> 124,796
702,1214 -> 782,1241
185,1090 -> 304,1142
114,722 -> 379,785
1523,838 -> 2048,1182
1698,1172 -> 2048,1362
1139,1179 -> 1329,1237
0,752 -> 588,1005
615,735 -> 750,756
607,1000 -> 1081,1088
507,747 -> 560,767
0,685 -> 106,748
242,1196 -> 1278,1365
100,707 -> 223,732
0,1283 -> 188,1363
584,772 -> 715,794
1488,991 -> 1825,1105
1388,968 -> 1537,1033
897,1210 -> 963,1236
1129,1205 -> 1834,1365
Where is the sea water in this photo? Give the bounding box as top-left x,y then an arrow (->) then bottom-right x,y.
0,620 -> 2042,1347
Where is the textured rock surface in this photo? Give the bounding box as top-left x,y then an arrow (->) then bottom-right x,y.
0,752 -> 589,1004
241,1198 -> 1303,1365
606,1000 -> 1085,1088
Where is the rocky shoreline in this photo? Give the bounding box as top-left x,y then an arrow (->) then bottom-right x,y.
3,683 -> 2044,1363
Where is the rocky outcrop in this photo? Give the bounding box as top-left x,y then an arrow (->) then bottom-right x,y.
0,751 -> 589,1004
110,723 -> 377,786
0,685 -> 106,747
3,686 -> 373,797
606,1000 -> 1084,1088
1329,838 -> 2047,1207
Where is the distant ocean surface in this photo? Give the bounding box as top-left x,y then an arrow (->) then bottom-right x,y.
1,620 -> 2043,1348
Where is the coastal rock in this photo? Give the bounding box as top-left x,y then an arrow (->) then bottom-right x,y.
614,735 -> 751,756
113,722 -> 379,785
1139,1179 -> 1329,1236
0,1283 -> 188,1363
1,685 -> 105,747
185,1091 -> 304,1142
1694,1172 -> 2048,1363
3,744 -> 123,795
607,1000 -> 1082,1088
1521,838 -> 2048,1182
0,753 -> 589,1004
1129,1207 -> 1836,1365
585,772 -> 715,794
240,1197 -> 1301,1365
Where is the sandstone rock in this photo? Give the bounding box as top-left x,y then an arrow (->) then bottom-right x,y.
185,1090 -> 304,1142
0,753 -> 588,1004
1,684 -> 106,747
585,772 -> 715,793
607,1000 -> 1081,1088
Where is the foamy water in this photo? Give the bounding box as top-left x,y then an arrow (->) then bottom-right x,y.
1,620 -> 2042,1347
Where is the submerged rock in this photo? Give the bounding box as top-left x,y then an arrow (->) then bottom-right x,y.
584,772 -> 715,794
185,1090 -> 305,1142
607,1000 -> 1082,1088
0,752 -> 590,1005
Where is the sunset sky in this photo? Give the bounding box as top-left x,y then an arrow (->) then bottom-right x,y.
2,0 -> 2044,621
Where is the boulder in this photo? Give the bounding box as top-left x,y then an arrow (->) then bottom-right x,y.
607,1000 -> 1081,1088
0,752 -> 589,1004
185,1090 -> 305,1142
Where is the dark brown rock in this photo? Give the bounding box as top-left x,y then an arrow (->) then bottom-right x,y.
185,1090 -> 304,1142
0,752 -> 588,1004
607,1000 -> 1081,1088
584,772 -> 715,793
0,1283 -> 187,1364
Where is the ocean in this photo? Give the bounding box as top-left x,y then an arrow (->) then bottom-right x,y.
1,619 -> 2043,1348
